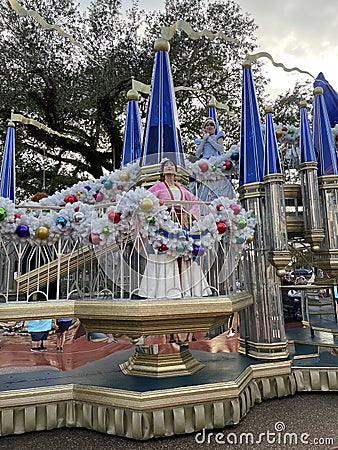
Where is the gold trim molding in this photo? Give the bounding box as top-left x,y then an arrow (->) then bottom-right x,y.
0,294 -> 253,335
1,364 -> 337,439
119,349 -> 205,377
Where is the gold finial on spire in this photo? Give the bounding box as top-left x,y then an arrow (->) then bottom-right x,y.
127,89 -> 139,101
154,38 -> 170,52
313,86 -> 323,96
207,96 -> 216,108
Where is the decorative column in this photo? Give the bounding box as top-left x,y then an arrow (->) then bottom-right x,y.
264,107 -> 291,275
312,87 -> 338,278
298,100 -> 325,251
238,61 -> 289,359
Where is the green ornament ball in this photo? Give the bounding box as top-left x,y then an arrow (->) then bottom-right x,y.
102,226 -> 110,235
146,216 -> 156,225
236,218 -> 247,229
0,207 -> 7,221
176,244 -> 185,252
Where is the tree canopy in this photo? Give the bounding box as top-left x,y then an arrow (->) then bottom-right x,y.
0,0 -> 273,200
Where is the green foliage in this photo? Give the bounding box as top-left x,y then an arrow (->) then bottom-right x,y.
0,0 -> 270,200
142,0 -> 267,152
272,80 -> 313,127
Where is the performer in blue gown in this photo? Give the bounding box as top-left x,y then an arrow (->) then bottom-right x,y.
195,118 -> 225,158
193,118 -> 235,201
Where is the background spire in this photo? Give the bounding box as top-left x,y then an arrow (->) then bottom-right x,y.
207,97 -> 219,134
140,39 -> 185,168
264,106 -> 282,176
121,89 -> 143,167
0,120 -> 16,202
312,86 -> 338,176
239,61 -> 265,186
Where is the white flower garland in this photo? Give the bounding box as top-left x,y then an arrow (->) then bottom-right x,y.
187,146 -> 239,182
0,161 -> 257,260
271,124 -> 300,144
90,188 -> 256,259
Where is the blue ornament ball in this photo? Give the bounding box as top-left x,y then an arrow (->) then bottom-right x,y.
16,224 -> 30,238
101,179 -> 112,189
176,244 -> 185,252
192,244 -> 205,257
236,233 -> 246,244
231,151 -> 239,161
56,216 -> 67,227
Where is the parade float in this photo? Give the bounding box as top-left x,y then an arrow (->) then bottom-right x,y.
0,18 -> 337,441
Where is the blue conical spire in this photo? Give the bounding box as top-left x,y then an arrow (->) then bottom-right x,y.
299,101 -> 317,163
207,97 -> 219,134
239,62 -> 265,186
313,86 -> 338,176
140,39 -> 185,168
314,72 -> 338,127
121,89 -> 143,167
264,107 -> 282,176
0,121 -> 16,202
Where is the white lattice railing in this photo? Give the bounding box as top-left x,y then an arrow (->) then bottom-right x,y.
0,201 -> 248,303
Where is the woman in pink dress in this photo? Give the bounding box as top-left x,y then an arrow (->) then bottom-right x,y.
138,158 -> 211,299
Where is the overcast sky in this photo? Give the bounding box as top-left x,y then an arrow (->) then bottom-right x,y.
79,0 -> 338,98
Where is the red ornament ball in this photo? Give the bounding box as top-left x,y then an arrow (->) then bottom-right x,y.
108,210 -> 121,224
14,213 -> 21,220
216,204 -> 224,211
89,233 -> 101,245
199,161 -> 209,172
282,126 -> 288,132
94,192 -> 104,202
224,160 -> 233,170
64,194 -> 77,204
216,221 -> 227,234
74,206 -> 80,212
159,244 -> 169,252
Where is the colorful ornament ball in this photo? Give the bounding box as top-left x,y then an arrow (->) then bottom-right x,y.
140,198 -> 154,212
56,217 -> 67,227
199,161 -> 209,172
16,225 -> 30,238
64,194 -> 77,204
224,160 -> 233,170
108,210 -> 121,224
216,221 -> 227,234
89,233 -> 101,245
0,207 -> 7,221
35,226 -> 49,240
